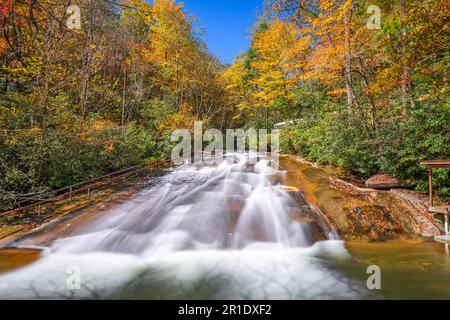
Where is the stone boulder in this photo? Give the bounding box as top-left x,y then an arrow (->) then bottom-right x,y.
366,174 -> 402,189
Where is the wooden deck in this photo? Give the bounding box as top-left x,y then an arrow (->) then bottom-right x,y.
429,206 -> 450,214
419,161 -> 450,245
429,206 -> 450,239
419,160 -> 450,168
435,235 -> 450,245
419,160 -> 450,207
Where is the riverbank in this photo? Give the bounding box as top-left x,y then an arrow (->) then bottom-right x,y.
0,153 -> 449,300
0,164 -> 169,247
0,168 -> 169,273
279,155 -> 443,241
1,155 -> 444,247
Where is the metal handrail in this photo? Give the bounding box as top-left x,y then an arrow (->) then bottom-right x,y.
0,159 -> 171,218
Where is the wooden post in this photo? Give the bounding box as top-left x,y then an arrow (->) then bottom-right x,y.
37,204 -> 41,217
428,167 -> 433,206
87,187 -> 90,199
420,161 -> 450,209
445,213 -> 449,235
69,186 -> 73,200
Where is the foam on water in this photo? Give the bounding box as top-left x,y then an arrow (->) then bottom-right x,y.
0,153 -> 370,299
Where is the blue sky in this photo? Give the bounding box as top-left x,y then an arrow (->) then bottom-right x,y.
180,0 -> 263,65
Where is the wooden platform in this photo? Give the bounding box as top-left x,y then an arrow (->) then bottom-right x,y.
419,160 -> 450,244
419,160 -> 450,207
429,206 -> 450,214
430,206 -> 450,243
435,235 -> 450,244
420,160 -> 450,168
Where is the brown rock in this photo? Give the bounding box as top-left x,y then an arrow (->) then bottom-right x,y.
366,174 -> 402,189
0,248 -> 42,274
281,155 -> 443,240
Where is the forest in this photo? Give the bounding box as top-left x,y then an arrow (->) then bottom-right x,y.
1,0 -> 449,212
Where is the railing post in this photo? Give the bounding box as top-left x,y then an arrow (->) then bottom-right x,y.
37,204 -> 41,217
0,161 -> 165,217
445,213 -> 449,235
428,167 -> 433,206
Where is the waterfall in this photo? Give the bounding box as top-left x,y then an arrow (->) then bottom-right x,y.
0,153 -> 370,299
52,153 -> 317,255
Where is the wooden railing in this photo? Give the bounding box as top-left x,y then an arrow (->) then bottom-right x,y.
419,160 -> 450,206
0,159 -> 171,218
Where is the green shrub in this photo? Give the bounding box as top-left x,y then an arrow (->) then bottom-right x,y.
281,99 -> 449,200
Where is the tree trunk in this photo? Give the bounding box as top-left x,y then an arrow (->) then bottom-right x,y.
358,59 -> 379,131
175,49 -> 180,110
344,10 -> 355,114
80,47 -> 92,120
400,0 -> 411,117
122,70 -> 127,129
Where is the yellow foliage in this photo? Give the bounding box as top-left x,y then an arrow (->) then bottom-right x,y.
158,103 -> 197,135
251,19 -> 308,106
370,65 -> 402,96
148,0 -> 193,85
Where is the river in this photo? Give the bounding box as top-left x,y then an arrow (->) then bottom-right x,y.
0,153 -> 449,299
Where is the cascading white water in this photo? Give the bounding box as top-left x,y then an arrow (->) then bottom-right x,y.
0,153 -> 372,299
52,153 -> 315,254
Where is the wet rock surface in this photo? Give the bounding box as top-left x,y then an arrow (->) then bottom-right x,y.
280,155 -> 443,241
3,156 -> 443,248
0,248 -> 42,274
0,155 -> 449,300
